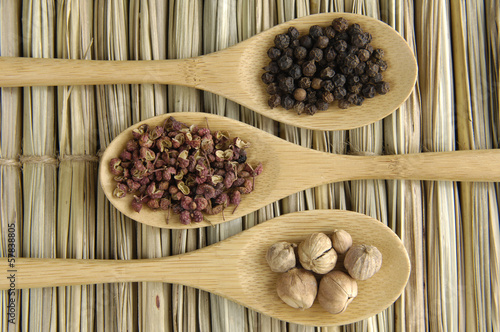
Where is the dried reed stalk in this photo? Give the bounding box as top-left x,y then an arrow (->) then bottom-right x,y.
202,1 -> 248,331
19,1 -> 58,331
94,1 -> 136,330
0,1 -> 22,331
415,0 -> 464,331
378,0 -> 426,331
451,1 -> 499,331
55,2 -> 97,330
167,1 -> 202,330
485,1 -> 500,329
128,1 -> 171,331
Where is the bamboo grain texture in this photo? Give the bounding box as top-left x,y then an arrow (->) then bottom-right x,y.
100,113 -> 500,228
0,13 -> 417,131
0,210 -> 410,327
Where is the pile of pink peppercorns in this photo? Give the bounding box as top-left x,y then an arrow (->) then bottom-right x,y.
109,116 -> 263,225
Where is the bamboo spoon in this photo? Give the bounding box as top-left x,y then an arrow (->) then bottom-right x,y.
99,112 -> 500,229
0,13 -> 416,131
0,210 -> 409,326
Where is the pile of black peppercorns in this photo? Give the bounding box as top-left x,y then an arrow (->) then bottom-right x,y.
261,17 -> 390,115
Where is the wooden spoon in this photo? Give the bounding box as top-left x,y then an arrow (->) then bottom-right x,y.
0,210 -> 409,326
99,112 -> 500,229
0,13 -> 416,131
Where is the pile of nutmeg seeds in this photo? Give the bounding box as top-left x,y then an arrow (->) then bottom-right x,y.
109,116 -> 263,225
266,229 -> 382,313
262,17 -> 389,115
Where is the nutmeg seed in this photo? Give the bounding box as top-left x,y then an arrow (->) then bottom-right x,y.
266,241 -> 297,272
276,268 -> 318,310
344,244 -> 382,280
318,270 -> 358,314
298,232 -> 337,274
331,229 -> 352,254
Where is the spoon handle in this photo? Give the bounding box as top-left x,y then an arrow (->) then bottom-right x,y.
0,250 -> 229,290
330,149 -> 500,182
0,56 -> 212,88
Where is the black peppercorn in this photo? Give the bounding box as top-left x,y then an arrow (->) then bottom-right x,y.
357,49 -> 371,62
347,23 -> 363,36
308,48 -> 323,62
332,73 -> 346,87
309,25 -> 324,39
322,80 -> 334,92
268,94 -> 281,108
315,36 -> 330,49
320,67 -> 335,79
281,94 -> 295,110
335,31 -> 349,41
294,46 -> 308,60
266,82 -> 279,95
338,99 -> 350,109
321,91 -> 335,103
289,64 -> 302,79
333,40 -> 347,53
324,46 -> 337,62
365,44 -> 374,54
267,47 -> 281,60
362,85 -> 376,98
353,94 -> 364,106
299,35 -> 313,49
305,103 -> 318,115
294,101 -> 305,114
261,72 -> 275,84
283,48 -> 294,57
294,88 -> 307,101
274,34 -> 290,49
347,93 -> 359,104
264,61 -> 280,74
351,33 -> 368,47
311,78 -> 323,90
348,83 -> 363,94
347,75 -> 360,85
316,100 -> 329,111
307,90 -> 318,104
376,81 -> 390,94
364,32 -> 372,44
325,26 -> 336,39
360,74 -> 370,84
288,27 -> 300,40
278,76 -> 295,93
277,55 -> 293,70
355,62 -> 366,75
333,87 -> 347,100
290,39 -> 300,48
298,76 -> 311,89
345,54 -> 360,69
375,59 -> 387,71
332,17 -> 348,32
302,61 -> 317,77
372,48 -> 384,60
370,72 -> 383,83
341,66 -> 354,75
365,62 -> 380,77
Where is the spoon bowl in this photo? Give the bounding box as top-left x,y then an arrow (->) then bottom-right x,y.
0,13 -> 416,131
99,112 -> 500,229
0,210 -> 410,326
